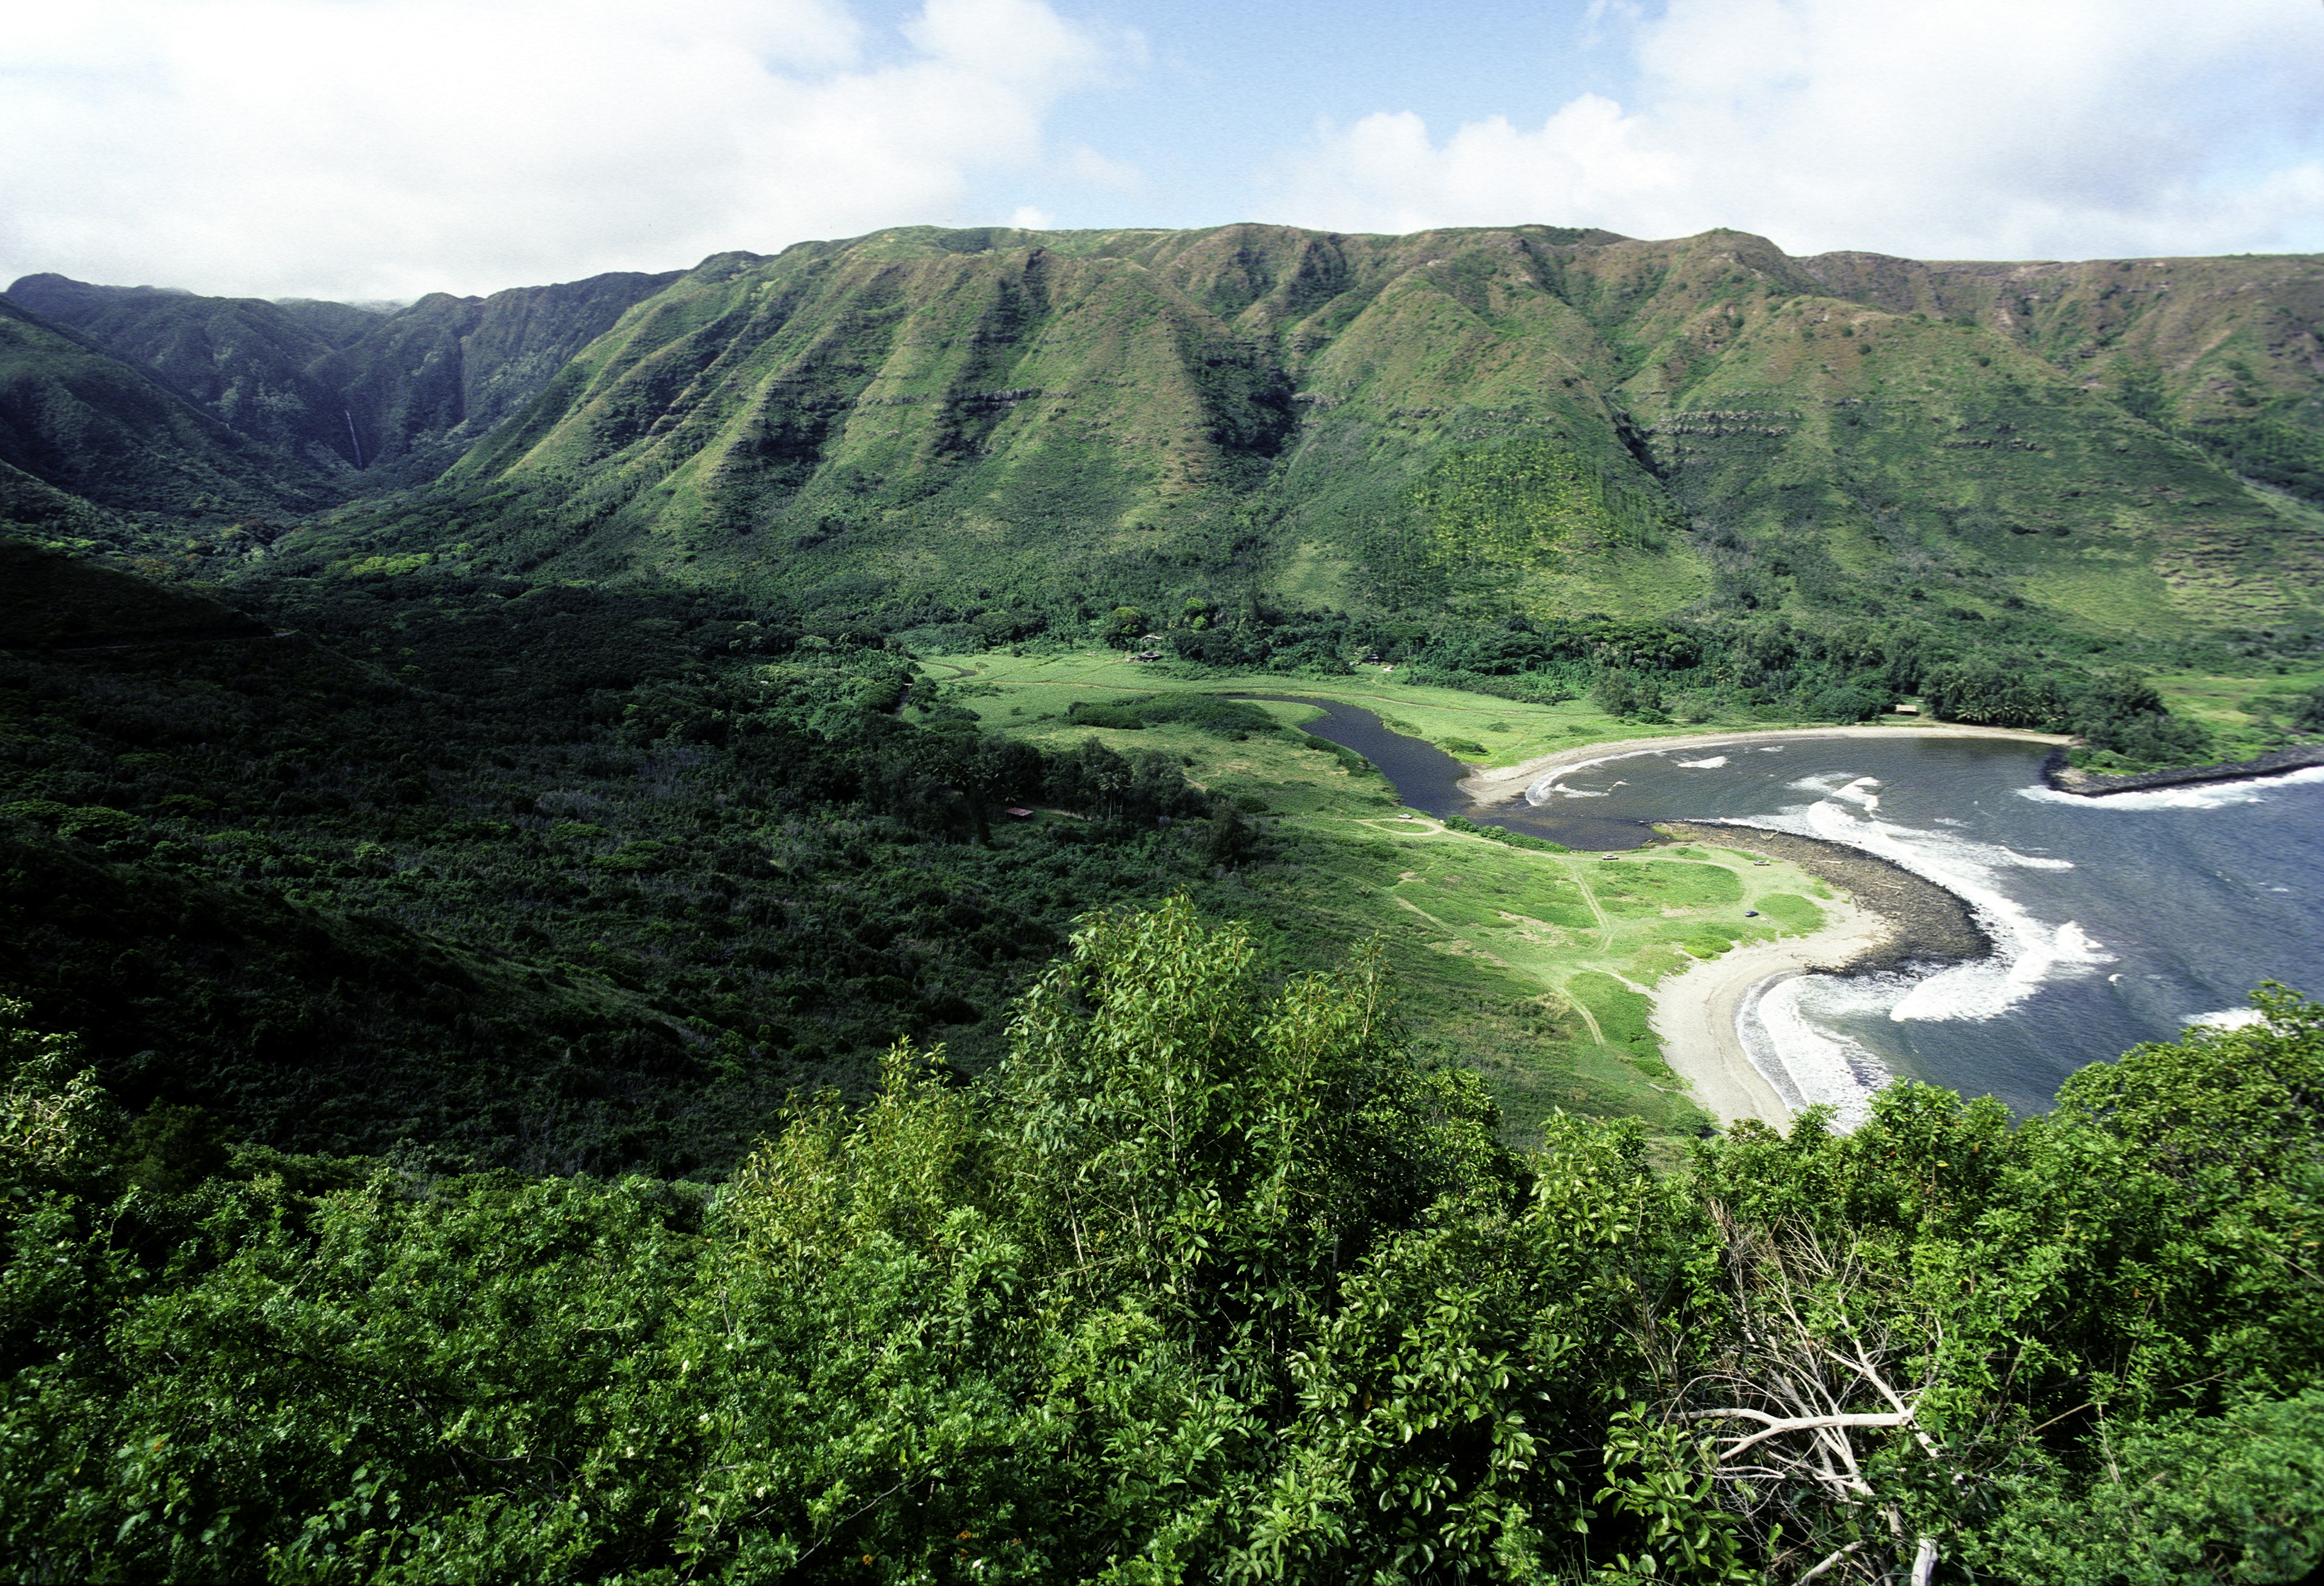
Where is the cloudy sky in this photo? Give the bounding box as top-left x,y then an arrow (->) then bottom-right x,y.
4,0 -> 2322,301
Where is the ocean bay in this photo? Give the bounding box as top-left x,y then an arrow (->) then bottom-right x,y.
1285,701 -> 2324,1117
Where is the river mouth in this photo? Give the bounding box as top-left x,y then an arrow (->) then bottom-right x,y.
1246,696 -> 1659,849
1265,696 -> 2324,1115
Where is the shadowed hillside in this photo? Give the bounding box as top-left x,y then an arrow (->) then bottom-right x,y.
0,297 -> 335,529
3,275 -> 376,472
5,268 -> 682,487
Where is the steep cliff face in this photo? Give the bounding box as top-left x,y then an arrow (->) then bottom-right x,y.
312,270 -> 684,485
417,224 -> 2322,631
4,268 -> 680,486
5,275 -> 371,473
0,297 -> 335,526
7,225 -> 2322,633
1796,249 -> 2324,420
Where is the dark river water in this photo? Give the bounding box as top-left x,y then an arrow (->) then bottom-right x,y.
1278,698 -> 2324,1119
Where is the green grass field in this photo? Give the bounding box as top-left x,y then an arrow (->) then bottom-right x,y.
922,650 -> 1842,1143
921,647 -> 1845,771
2152,666 -> 2324,763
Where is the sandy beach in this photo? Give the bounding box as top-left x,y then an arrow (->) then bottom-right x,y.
1457,726 -> 2058,1127
1459,723 -> 2071,807
1649,891 -> 1897,1129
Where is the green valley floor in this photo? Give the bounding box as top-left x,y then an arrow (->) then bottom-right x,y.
921,648 -> 1897,1141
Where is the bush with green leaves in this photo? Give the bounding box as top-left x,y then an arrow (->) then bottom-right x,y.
2299,683 -> 2324,735
2,921 -> 2321,1581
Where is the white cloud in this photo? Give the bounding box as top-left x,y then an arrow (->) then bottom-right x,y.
1270,0 -> 2324,260
0,0 -> 1119,299
1060,142 -> 1142,192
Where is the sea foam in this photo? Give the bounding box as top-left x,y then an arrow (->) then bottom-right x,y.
2186,1007 -> 2267,1031
1765,792 -> 2107,1025
1526,744 -> 1736,802
1738,973 -> 1900,1128
2017,764 -> 2324,812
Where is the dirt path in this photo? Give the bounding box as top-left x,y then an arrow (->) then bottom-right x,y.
1357,809 -> 1903,1130
1569,866 -> 1613,950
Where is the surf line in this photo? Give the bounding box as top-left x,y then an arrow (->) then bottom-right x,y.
1647,818 -> 2006,1129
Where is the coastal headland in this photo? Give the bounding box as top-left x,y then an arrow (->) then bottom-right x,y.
2044,740 -> 2324,796
1650,821 -> 1989,972
1641,893 -> 1891,1128
1448,726 -> 2073,1128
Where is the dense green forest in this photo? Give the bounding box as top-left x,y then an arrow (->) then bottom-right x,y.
13,226 -> 2324,780
4,908 -> 2320,1582
1,551 -> 1299,1175
2,537 -> 2300,1175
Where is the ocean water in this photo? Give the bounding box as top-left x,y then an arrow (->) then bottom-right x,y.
1527,737 -> 2324,1117
1280,701 -> 2324,1117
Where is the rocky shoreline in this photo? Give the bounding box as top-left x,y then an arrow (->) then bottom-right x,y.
2041,742 -> 2324,797
1654,821 -> 1989,975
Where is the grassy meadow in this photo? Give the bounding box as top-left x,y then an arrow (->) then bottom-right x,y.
922,649 -> 1843,1140
2152,665 -> 2324,763
923,645 -> 1850,770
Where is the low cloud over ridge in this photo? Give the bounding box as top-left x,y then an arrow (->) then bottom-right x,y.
0,0 -> 1118,300
1271,0 -> 2324,260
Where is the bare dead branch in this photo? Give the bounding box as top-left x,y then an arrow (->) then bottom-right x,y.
1794,1539 -> 1865,1584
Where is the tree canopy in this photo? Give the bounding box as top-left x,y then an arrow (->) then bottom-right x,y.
2,910 -> 2320,1582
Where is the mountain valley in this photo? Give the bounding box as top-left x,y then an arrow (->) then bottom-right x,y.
9,222 -> 2324,637
4,223 -> 2324,1582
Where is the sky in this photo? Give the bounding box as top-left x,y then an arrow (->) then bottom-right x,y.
4,0 -> 2322,301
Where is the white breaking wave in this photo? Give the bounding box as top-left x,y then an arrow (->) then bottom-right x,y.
2187,1007 -> 2266,1031
1674,755 -> 1730,769
1831,776 -> 1882,812
1787,773 -> 1883,809
1705,771 -> 2123,1129
1771,793 -> 2107,1024
1526,749 -> 1654,801
1521,742 -> 2245,1128
1526,743 -> 1744,803
2018,764 -> 2324,812
1656,751 -> 2313,1131
1738,973 -> 1902,1128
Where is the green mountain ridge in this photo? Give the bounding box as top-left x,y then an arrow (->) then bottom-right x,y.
5,229 -> 2324,1583
5,223 -> 2324,641
0,295 -> 338,530
325,222 -> 2324,636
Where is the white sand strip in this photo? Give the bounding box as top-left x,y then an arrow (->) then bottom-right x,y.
1647,894 -> 1896,1129
1459,723 -> 2071,807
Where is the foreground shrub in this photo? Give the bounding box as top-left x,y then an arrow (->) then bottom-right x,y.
1,923 -> 2319,1581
